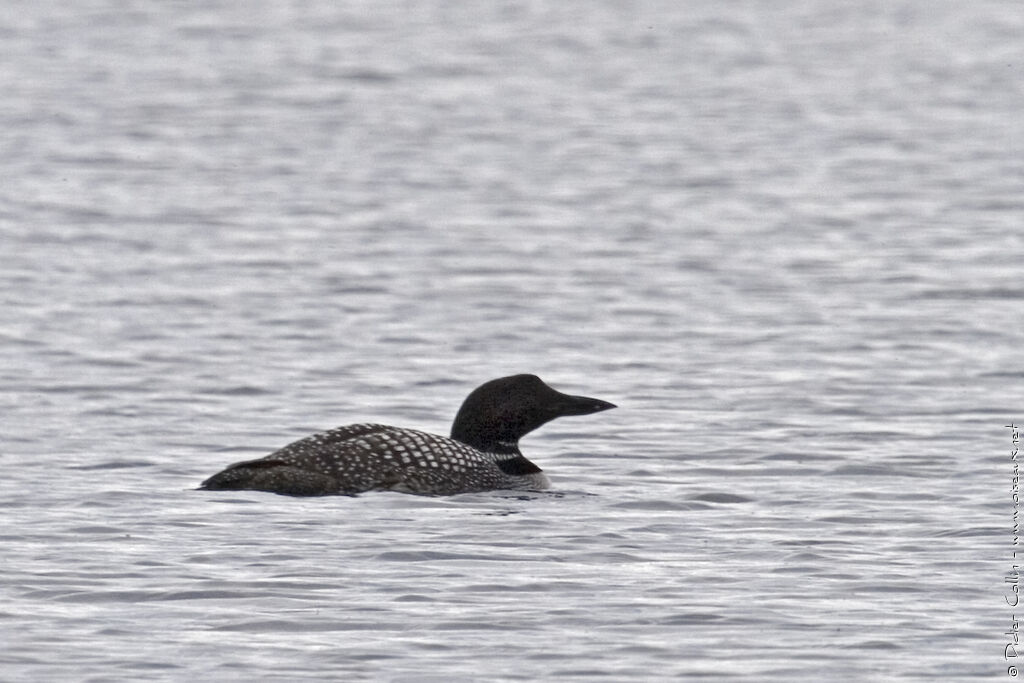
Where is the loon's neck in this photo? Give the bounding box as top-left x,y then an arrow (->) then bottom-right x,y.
491,439 -> 521,456
450,420 -> 526,455
495,453 -> 543,475
448,432 -> 543,476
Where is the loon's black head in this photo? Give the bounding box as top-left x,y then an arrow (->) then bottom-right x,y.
449,374 -> 616,454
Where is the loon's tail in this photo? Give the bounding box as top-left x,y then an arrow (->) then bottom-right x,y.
199,459 -> 341,497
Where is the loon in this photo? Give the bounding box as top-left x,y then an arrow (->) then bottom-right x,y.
199,374 -> 615,496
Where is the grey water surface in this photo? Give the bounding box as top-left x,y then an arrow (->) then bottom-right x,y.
2,1 -> 1021,680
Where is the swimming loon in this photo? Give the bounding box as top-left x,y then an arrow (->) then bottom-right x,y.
199,374 -> 615,496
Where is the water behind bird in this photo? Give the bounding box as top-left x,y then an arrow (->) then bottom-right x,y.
1,1 -> 1015,680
